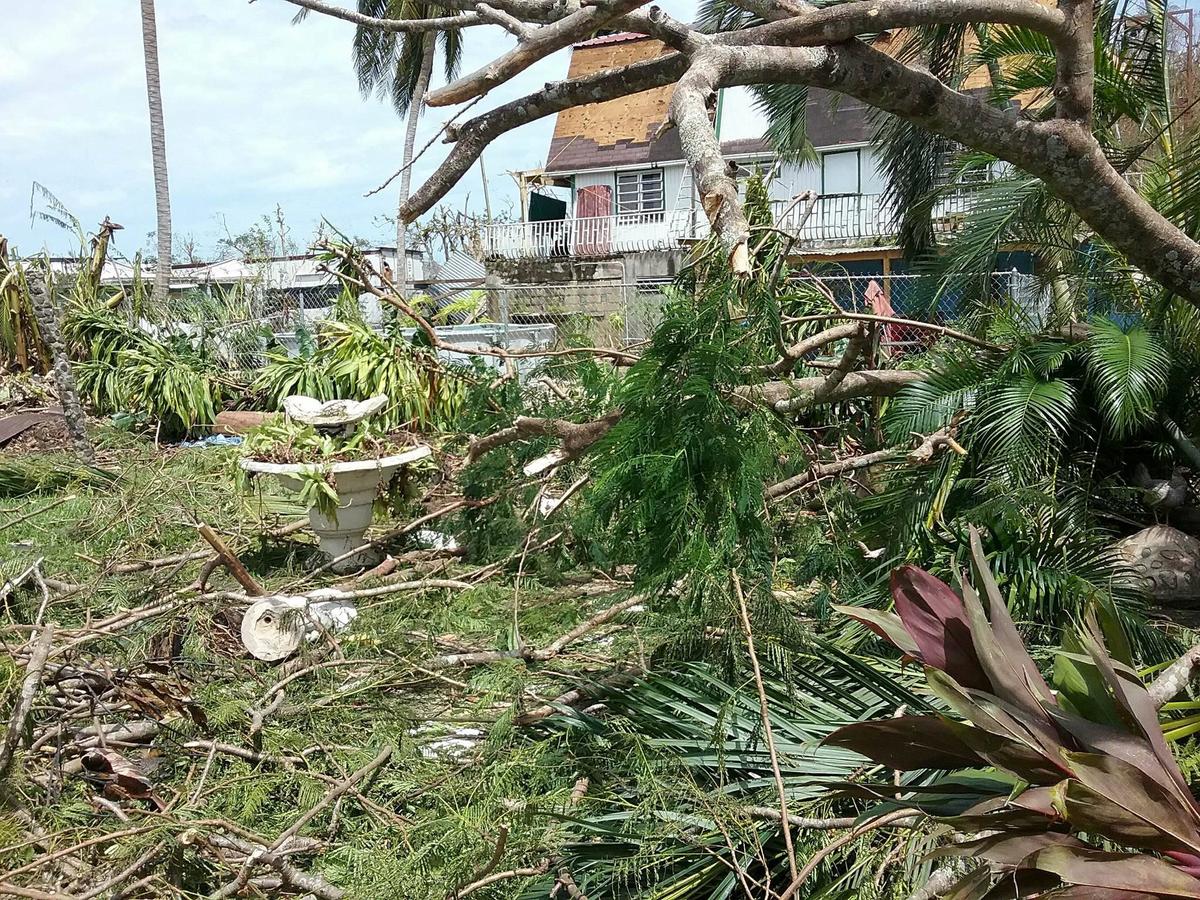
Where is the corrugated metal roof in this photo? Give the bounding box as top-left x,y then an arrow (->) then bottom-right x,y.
429,250 -> 485,288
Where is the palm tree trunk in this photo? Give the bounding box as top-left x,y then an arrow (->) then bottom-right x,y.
396,37 -> 436,299
29,276 -> 94,463
140,0 -> 172,308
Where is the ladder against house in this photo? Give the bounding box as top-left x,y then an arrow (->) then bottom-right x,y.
671,157 -> 786,243
672,166 -> 700,241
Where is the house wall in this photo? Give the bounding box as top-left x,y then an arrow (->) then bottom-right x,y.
571,163 -> 687,215
774,145 -> 887,198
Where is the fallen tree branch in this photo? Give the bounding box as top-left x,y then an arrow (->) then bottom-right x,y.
429,595 -> 642,669
733,572 -> 798,880
450,825 -> 510,899
904,866 -> 960,900
907,413 -> 968,464
778,809 -> 921,900
1150,643 -> 1200,708
517,666 -> 643,725
810,324 -> 868,405
269,745 -> 394,851
0,558 -> 45,605
741,806 -> 857,830
454,860 -> 551,898
188,831 -> 345,900
766,449 -> 900,500
198,523 -> 266,597
784,311 -> 1006,353
466,411 -> 622,468
744,369 -> 928,414
108,549 -> 211,575
758,322 -> 861,376
0,623 -> 54,780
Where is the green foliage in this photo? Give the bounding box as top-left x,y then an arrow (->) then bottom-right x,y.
855,318 -> 1200,648
253,327 -> 337,408
580,184 -> 788,609
831,536 -> 1200,899
1084,317 -> 1171,438
530,646 -> 937,898
253,318 -> 467,431
66,307 -> 227,437
0,456 -> 118,497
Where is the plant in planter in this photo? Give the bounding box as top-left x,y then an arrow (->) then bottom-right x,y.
238,395 -> 431,572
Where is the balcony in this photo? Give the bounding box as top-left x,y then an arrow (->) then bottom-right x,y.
481,191 -> 976,260
773,192 -> 972,244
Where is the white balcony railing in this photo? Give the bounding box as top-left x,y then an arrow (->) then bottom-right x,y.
772,192 -> 972,243
481,210 -> 696,259
481,192 -> 975,259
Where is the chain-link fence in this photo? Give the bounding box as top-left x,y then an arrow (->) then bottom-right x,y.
135,269 -> 1047,373
419,269 -> 1044,350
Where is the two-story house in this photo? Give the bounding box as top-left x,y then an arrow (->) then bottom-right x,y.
480,31 -> 1037,333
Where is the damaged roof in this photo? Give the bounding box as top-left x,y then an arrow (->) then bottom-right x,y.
544,35 -> 873,174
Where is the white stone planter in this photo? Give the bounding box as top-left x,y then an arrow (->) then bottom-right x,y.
240,445 -> 431,572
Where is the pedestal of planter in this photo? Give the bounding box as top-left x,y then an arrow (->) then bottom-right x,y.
240,445 -> 431,572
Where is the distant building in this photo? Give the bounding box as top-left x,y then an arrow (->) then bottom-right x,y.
49,246 -> 427,312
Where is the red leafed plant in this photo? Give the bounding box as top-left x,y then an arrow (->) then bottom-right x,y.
827,526 -> 1200,899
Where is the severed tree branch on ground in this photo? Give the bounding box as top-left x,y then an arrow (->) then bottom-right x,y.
283,0 -> 1200,306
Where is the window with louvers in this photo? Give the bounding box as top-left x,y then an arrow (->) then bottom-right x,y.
616,170 -> 665,219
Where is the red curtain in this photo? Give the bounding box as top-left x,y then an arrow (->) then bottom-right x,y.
574,185 -> 612,255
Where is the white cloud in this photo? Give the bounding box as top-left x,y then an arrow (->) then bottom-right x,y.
1,1 -> 705,256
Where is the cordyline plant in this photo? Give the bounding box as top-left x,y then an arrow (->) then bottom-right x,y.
827,528 -> 1200,899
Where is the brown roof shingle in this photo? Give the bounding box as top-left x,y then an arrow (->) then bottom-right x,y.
544,38 -> 873,174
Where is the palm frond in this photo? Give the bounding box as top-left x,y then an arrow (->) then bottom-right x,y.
1083,317 -> 1170,438
975,372 -> 1077,460
749,83 -> 814,164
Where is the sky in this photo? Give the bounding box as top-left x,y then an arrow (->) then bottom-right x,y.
0,1 -> 763,259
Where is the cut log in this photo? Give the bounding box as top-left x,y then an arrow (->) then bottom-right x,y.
213,410 -> 270,436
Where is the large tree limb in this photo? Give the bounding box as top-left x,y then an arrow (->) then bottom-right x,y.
402,53 -> 685,221
669,50 -> 751,274
809,325 -> 868,404
759,322 -> 862,376
734,0 -> 1068,46
466,411 -> 622,466
299,0 -> 1200,307
719,40 -> 1200,306
426,0 -> 652,107
1052,0 -> 1094,123
743,368 -> 927,412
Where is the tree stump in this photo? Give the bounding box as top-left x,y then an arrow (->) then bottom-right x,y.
28,276 -> 94,463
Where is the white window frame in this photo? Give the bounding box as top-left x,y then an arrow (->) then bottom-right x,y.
616,169 -> 665,218
821,149 -> 861,195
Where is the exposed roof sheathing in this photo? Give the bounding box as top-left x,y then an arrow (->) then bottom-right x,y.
545,24 -> 1037,175
543,36 -> 873,174
545,35 -> 680,173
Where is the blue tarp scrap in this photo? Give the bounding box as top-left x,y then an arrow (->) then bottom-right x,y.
180,434 -> 243,448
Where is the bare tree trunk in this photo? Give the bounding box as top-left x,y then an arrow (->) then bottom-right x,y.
140,0 -> 172,308
28,277 -> 94,464
396,37 -> 437,300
